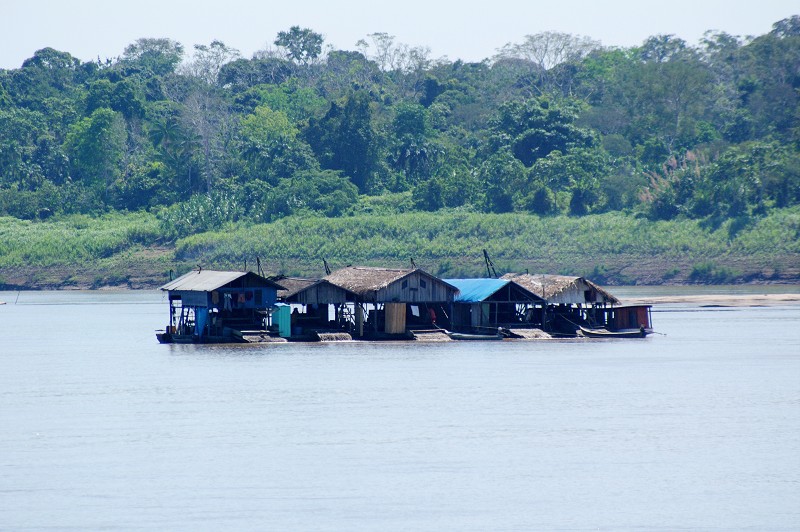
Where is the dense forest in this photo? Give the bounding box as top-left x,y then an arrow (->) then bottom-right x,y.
1,19 -> 799,286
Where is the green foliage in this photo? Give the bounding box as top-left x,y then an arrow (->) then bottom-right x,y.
490,97 -> 596,167
167,208 -> 799,279
239,105 -> 320,184
1,208 -> 797,285
0,181 -> 61,219
64,108 -> 127,191
306,91 -> 383,193
157,190 -> 244,239
262,170 -> 358,220
120,38 -> 184,77
274,26 -> 324,65
0,211 -> 161,268
689,261 -> 740,283
0,20 -> 798,257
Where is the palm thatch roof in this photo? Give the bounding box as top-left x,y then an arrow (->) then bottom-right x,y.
324,267 -> 416,297
500,273 -> 619,305
270,276 -> 319,299
271,275 -> 358,303
324,266 -> 457,300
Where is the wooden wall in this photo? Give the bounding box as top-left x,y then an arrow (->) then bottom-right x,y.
374,272 -> 455,303
384,302 -> 406,334
293,283 -> 352,305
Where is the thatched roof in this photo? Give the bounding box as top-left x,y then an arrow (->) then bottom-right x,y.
325,267 -> 416,297
271,275 -> 358,303
500,273 -> 620,305
325,266 -> 457,299
270,276 -> 319,299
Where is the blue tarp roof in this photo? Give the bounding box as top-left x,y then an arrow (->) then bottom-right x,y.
445,278 -> 510,303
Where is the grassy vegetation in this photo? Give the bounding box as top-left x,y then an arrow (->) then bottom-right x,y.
170,207 -> 800,283
1,207 -> 798,288
0,212 -> 161,267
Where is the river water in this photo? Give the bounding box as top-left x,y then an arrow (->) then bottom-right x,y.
1,289 -> 798,531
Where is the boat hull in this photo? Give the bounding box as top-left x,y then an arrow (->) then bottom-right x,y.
446,331 -> 503,341
579,326 -> 649,338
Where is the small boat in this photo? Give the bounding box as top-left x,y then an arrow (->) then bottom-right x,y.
445,330 -> 504,341
579,325 -> 649,338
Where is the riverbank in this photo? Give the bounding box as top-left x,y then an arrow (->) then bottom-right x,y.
622,293 -> 800,307
1,209 -> 798,290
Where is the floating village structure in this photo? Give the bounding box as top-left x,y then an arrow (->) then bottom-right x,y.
501,273 -> 653,337
156,269 -> 285,344
157,266 -> 653,343
272,276 -> 359,340
322,266 -> 459,339
444,278 -> 547,337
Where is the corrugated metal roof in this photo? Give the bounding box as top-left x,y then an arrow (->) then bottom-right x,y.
159,270 -> 284,292
445,278 -> 510,303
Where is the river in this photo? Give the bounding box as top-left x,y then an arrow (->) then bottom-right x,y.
1,288 -> 798,530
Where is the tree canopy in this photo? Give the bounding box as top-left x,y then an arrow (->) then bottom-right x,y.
0,20 -> 797,229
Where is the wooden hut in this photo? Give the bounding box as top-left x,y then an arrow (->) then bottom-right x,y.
500,273 -> 619,305
445,278 -> 546,332
157,269 -> 284,343
500,273 -> 621,336
324,267 -> 458,337
273,276 -> 359,339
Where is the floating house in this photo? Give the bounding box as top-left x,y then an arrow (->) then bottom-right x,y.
157,269 -> 285,343
501,273 -> 652,337
273,276 -> 359,340
444,278 -> 547,334
500,273 -> 619,305
324,266 -> 459,337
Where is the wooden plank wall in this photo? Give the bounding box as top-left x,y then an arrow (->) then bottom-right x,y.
385,302 -> 406,334
375,272 -> 454,303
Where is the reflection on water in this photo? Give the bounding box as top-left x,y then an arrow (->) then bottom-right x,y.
1,290 -> 798,530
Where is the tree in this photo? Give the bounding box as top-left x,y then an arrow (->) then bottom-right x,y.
218,57 -> 293,91
274,26 -> 324,66
6,48 -> 84,109
638,35 -> 692,63
86,79 -> 144,121
120,38 -> 184,76
64,108 -> 127,198
495,32 -> 602,95
738,18 -> 800,139
516,183 -> 557,215
147,103 -> 200,196
391,102 -> 433,187
306,91 -> 382,193
318,50 -> 380,98
0,108 -> 49,190
479,148 -> 526,212
526,147 -> 610,214
490,97 -> 595,167
357,33 -> 399,71
589,46 -> 713,156
264,169 -> 358,219
240,105 -> 319,184
181,40 -> 240,85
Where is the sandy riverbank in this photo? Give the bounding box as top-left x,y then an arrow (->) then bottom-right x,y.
621,293 -> 800,307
